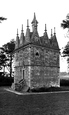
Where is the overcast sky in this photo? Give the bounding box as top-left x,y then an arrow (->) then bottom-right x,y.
0,0 -> 69,72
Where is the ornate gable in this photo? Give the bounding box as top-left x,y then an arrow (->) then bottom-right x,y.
50,28 -> 59,50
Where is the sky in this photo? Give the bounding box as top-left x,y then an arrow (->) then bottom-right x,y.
0,0 -> 69,72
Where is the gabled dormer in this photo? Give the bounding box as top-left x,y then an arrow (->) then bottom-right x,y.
50,28 -> 59,49
53,27 -> 59,49
43,24 -> 49,44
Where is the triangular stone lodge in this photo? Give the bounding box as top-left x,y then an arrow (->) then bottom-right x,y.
12,13 -> 60,91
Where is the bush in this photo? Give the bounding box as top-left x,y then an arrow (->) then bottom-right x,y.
60,79 -> 69,86
0,72 -> 14,86
30,87 -> 59,92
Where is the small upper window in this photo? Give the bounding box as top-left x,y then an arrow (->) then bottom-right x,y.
35,50 -> 40,57
36,52 -> 39,56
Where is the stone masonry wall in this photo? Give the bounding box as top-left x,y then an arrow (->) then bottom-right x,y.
30,45 -> 60,88
14,47 -> 31,86
30,45 -> 59,67
30,66 -> 60,89
13,44 -> 60,89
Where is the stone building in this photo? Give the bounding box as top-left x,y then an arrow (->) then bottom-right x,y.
13,13 -> 60,91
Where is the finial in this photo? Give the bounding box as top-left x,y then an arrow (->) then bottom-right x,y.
34,12 -> 36,20
21,24 -> 23,32
51,29 -> 53,37
17,29 -> 18,36
45,24 -> 47,32
31,12 -> 38,24
27,19 -> 29,28
54,27 -> 56,35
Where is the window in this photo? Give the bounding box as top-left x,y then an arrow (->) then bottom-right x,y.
35,50 -> 40,57
36,52 -> 39,56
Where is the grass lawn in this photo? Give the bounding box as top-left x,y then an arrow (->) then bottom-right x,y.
0,87 -> 69,115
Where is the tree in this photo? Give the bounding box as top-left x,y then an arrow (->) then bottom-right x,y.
3,39 -> 15,77
0,49 -> 8,72
0,16 -> 7,74
0,39 -> 15,77
61,14 -> 69,29
61,13 -> 69,70
0,17 -> 7,23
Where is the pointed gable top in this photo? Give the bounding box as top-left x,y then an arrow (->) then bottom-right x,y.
25,19 -> 30,43
51,29 -> 53,38
45,24 -> 47,32
21,24 -> 23,33
16,29 -> 19,40
17,29 -> 18,36
52,27 -> 57,41
27,19 -> 29,28
31,12 -> 38,24
26,19 -> 30,33
15,29 -> 20,49
54,27 -> 56,36
43,24 -> 48,38
53,27 -> 57,41
50,27 -> 59,49
20,24 -> 24,45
